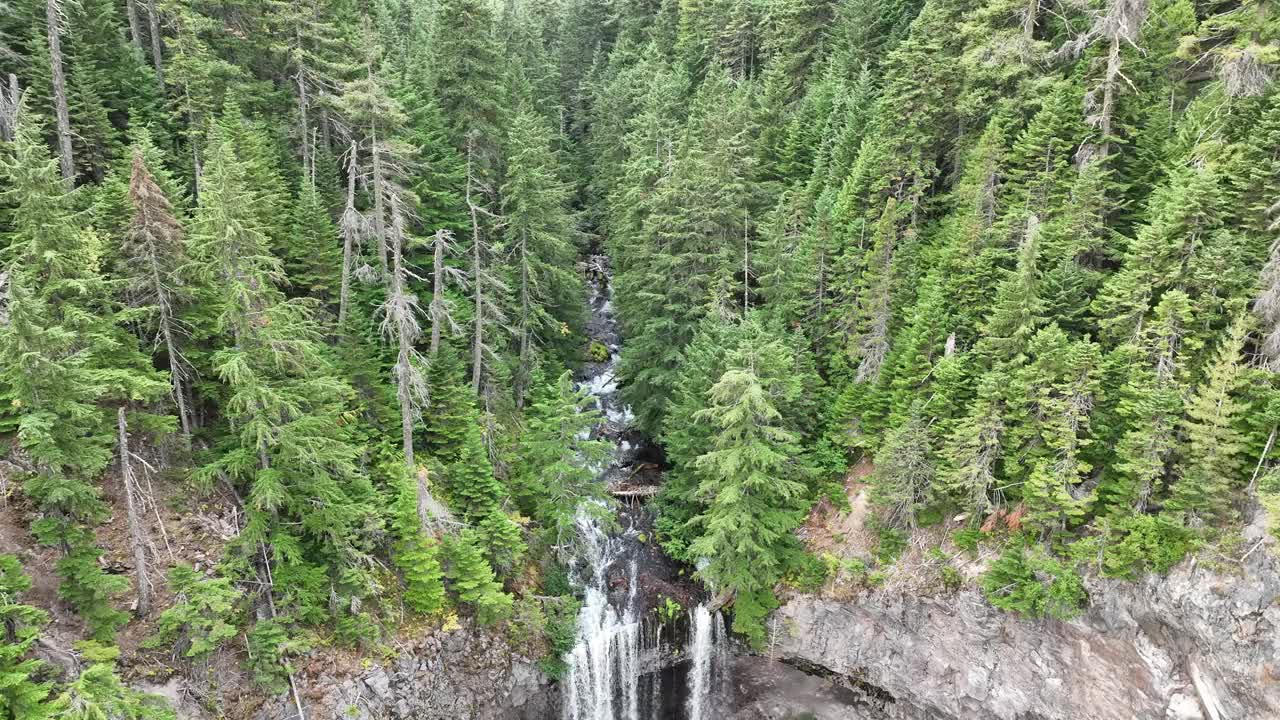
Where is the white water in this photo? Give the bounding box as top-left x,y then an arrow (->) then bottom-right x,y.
563,260 -> 729,720
563,264 -> 647,720
684,605 -> 727,720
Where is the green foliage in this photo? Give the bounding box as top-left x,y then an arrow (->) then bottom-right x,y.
654,596 -> 684,625
0,556 -> 53,719
1101,516 -> 1197,579
50,642 -> 174,720
981,544 -> 1087,620
246,619 -> 311,694
150,566 -> 243,660
444,530 -> 513,625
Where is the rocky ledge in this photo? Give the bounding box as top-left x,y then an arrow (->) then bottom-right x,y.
252,625 -> 557,720
770,514 -> 1280,720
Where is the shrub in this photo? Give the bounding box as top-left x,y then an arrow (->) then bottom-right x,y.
149,566 -> 242,660
1102,515 -> 1197,579
981,545 -> 1086,620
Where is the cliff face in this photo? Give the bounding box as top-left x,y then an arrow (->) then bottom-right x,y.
770,515 -> 1280,720
249,625 -> 557,720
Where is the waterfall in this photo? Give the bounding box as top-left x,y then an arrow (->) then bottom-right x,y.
562,257 -> 731,720
562,508 -> 643,720
684,605 -> 727,720
562,261 -> 647,720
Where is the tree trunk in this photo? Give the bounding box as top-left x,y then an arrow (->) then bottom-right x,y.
124,0 -> 145,53
467,138 -> 484,394
371,128 -> 389,277
295,31 -> 313,183
517,227 -> 530,408
1096,36 -> 1120,168
339,141 -> 358,327
0,74 -> 19,142
145,0 -> 164,86
1022,0 -> 1039,43
430,231 -> 444,355
390,196 -> 416,471
46,0 -> 75,185
117,407 -> 151,617
150,253 -> 192,437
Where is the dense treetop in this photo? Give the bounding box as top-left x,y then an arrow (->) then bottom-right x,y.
2,0 -> 1280,710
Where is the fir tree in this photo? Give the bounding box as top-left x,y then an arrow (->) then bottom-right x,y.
687,339 -> 811,636
1166,315 -> 1251,525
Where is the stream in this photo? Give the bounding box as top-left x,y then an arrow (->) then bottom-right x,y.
561,256 -> 729,720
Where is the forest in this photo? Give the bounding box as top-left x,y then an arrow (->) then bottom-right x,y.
1,0 -> 1279,715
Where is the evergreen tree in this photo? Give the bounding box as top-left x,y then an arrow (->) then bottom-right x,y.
687,338 -> 812,638
1166,315 -> 1251,525
444,529 -> 513,624
0,556 -> 53,719
1,107 -> 165,639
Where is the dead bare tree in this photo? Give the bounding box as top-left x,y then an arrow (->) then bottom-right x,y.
0,74 -> 19,142
465,132 -> 509,394
145,0 -> 164,86
428,229 -> 465,355
45,0 -> 74,184
117,407 -> 152,616
337,141 -> 366,327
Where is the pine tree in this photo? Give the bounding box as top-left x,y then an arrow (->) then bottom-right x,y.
444,529 -> 513,624
1167,315 -> 1251,525
511,371 -> 612,554
870,407 -> 937,529
1104,291 -> 1192,513
120,140 -> 195,437
687,339 -> 811,627
1,106 -> 165,639
502,108 -> 583,404
0,556 -> 54,719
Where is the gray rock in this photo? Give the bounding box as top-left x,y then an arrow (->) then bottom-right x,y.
771,523 -> 1280,720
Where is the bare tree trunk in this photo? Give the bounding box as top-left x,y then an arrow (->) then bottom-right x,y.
1022,0 -> 1039,43
145,0 -> 164,86
390,196 -> 416,471
742,212 -> 750,315
150,255 -> 192,437
124,0 -> 145,53
467,138 -> 484,394
338,141 -> 358,327
46,0 -> 75,185
371,128 -> 389,277
117,407 -> 151,617
1096,36 -> 1120,167
295,31 -> 313,184
0,74 -> 19,142
430,231 -> 445,355
516,227 -> 530,408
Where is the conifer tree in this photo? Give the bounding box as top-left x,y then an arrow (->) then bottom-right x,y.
444,529 -> 513,624
0,556 -> 53,718
511,371 -> 612,554
1,107 -> 165,639
687,340 -> 811,634
502,108 -> 583,404
1166,315 -> 1251,525
121,142 -> 194,437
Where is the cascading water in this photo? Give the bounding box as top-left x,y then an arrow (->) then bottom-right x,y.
562,256 -> 728,720
684,605 -> 728,720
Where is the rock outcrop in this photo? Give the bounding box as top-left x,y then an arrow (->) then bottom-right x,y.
770,515 -> 1280,720
252,625 -> 557,720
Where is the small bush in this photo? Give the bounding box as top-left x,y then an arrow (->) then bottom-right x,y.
149,566 -> 242,660
655,596 -> 682,625
874,526 -> 907,565
981,545 -> 1086,620
1102,515 -> 1197,579
784,551 -> 829,591
953,528 -> 984,554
